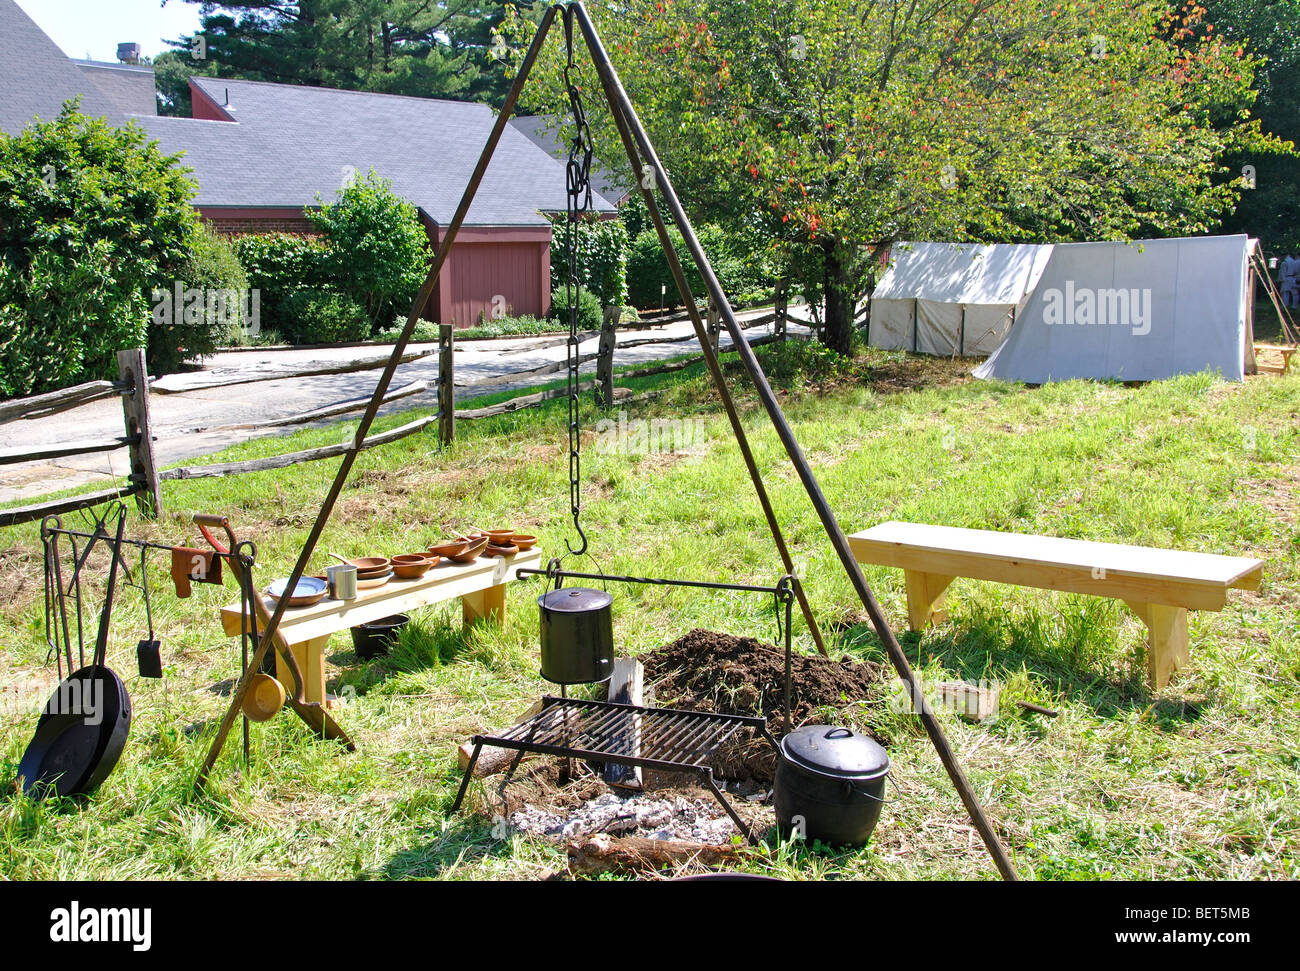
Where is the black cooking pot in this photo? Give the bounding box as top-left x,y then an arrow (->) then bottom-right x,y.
774,725 -> 890,848
351,615 -> 409,661
538,588 -> 614,686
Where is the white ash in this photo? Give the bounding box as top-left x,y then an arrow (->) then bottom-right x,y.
510,792 -> 743,844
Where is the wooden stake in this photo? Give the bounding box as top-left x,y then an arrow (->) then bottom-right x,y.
438,325 -> 455,447
117,348 -> 162,520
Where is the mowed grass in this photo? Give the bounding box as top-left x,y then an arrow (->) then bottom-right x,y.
0,339 -> 1297,881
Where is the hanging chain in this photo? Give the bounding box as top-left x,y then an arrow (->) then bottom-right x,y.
563,5 -> 594,559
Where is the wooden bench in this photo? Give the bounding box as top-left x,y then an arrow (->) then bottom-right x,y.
221,549 -> 543,707
849,522 -> 1264,688
1253,343 -> 1297,375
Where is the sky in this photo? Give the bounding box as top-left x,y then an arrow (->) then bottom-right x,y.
15,0 -> 203,62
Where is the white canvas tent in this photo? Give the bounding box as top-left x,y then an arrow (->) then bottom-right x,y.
869,242 -> 1054,356
973,235 -> 1257,384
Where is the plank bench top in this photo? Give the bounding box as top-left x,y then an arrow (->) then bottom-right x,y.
850,522 -> 1264,689
849,521 -> 1262,612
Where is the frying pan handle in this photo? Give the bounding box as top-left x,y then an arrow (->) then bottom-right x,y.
194,514 -> 238,556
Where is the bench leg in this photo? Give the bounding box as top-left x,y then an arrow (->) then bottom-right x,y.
1124,602 -> 1189,690
463,584 -> 508,628
904,571 -> 954,632
275,635 -> 332,708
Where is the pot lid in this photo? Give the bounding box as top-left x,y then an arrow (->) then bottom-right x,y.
539,588 -> 614,613
780,725 -> 890,780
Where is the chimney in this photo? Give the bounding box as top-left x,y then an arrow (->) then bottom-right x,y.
116,42 -> 142,65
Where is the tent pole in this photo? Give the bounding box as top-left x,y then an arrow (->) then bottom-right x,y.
572,0 -> 1018,881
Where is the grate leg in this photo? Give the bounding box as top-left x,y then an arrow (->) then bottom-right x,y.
451,741 -> 483,813
701,770 -> 759,846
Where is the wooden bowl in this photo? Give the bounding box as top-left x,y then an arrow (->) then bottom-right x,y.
446,537 -> 490,564
512,535 -> 538,551
429,539 -> 470,558
356,572 -> 394,590
337,556 -> 390,578
242,674 -> 286,723
391,555 -> 436,580
482,528 -> 516,544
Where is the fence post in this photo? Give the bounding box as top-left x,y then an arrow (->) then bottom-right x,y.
438,325 -> 455,447
116,348 -> 162,519
775,278 -> 788,343
706,297 -> 721,355
597,306 -> 618,407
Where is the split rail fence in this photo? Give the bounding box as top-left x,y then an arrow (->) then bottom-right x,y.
1,303 -> 796,529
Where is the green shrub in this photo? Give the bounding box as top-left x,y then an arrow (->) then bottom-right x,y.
374,319 -> 444,344
281,289 -> 371,345
627,226 -> 697,309
550,215 -> 629,308
0,102 -> 198,397
234,233 -> 327,339
548,286 -> 604,332
147,223 -> 251,372
626,223 -> 776,310
309,170 -> 431,333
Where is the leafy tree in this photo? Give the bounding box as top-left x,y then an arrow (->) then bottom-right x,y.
1202,0 -> 1300,251
507,0 -> 1280,353
0,103 -> 199,396
152,49 -> 219,117
308,169 -> 432,332
164,1 -> 525,101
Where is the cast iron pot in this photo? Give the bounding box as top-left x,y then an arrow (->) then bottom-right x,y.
351,615 -> 410,661
774,725 -> 890,848
538,588 -> 614,686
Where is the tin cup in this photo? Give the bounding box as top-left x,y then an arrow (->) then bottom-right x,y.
327,564 -> 358,601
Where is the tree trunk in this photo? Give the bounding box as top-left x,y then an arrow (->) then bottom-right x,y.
822,240 -> 854,356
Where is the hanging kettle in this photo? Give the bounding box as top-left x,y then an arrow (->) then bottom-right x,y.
538,588 -> 615,686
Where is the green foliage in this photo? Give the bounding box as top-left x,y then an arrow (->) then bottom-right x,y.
147,224 -> 251,373
626,223 -> 773,309
234,233 -> 328,340
1203,0 -> 1300,251
374,319 -> 446,344
509,0 -> 1282,352
169,0 -> 506,101
150,49 -> 217,117
550,215 -> 629,308
0,103 -> 198,397
548,286 -> 603,332
308,170 -> 431,334
281,289 -> 372,345
627,226 -> 695,309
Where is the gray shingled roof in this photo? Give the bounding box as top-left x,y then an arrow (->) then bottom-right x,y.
74,60 -> 158,118
509,114 -> 632,205
137,77 -> 617,228
0,0 -> 122,134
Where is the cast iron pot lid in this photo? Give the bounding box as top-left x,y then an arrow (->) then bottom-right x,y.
539,588 -> 614,612
780,725 -> 890,781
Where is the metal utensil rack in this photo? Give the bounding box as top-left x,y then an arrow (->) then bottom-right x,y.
453,695 -> 780,844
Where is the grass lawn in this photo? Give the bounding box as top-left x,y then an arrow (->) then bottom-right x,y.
1,340 -> 1297,880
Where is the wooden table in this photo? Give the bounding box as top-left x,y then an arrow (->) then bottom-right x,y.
849,522 -> 1264,689
221,549 -> 543,707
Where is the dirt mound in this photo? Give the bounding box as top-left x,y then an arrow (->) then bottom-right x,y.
640,629 -> 889,782
642,629 -> 885,724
